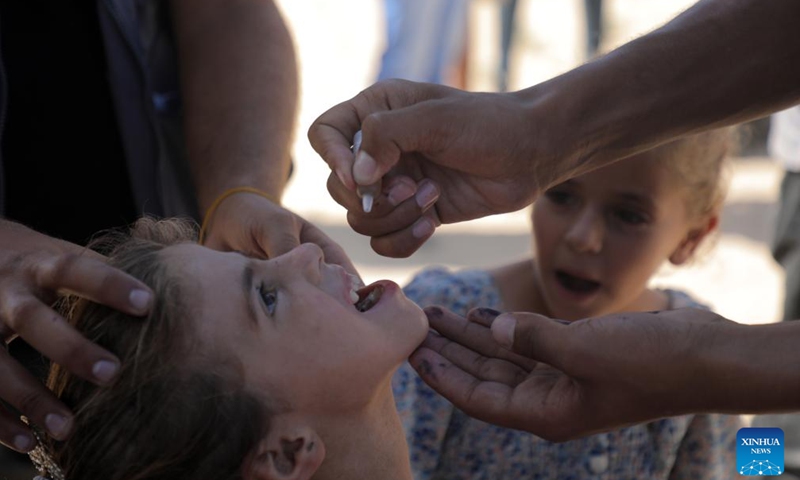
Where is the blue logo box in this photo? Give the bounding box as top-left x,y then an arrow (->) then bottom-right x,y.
737,427 -> 784,476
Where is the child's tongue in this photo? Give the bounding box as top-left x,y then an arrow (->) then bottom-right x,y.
556,270 -> 600,293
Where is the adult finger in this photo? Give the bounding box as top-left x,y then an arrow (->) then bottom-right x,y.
428,306 -> 536,371
421,330 -> 529,386
2,293 -> 121,388
36,252 -> 152,316
0,405 -> 35,453
308,99 -> 362,191
426,306 -> 502,356
352,83 -> 462,187
409,346 -> 520,431
255,210 -> 302,259
346,178 -> 439,237
466,308 -> 540,371
327,171 -> 419,221
367,208 -> 440,258
491,312 -> 572,372
0,347 -> 74,444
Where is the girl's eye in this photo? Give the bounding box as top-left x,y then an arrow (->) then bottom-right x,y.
258,284 -> 277,316
544,190 -> 574,206
614,208 -> 648,226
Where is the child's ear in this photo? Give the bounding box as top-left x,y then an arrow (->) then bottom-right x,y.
669,214 -> 719,266
244,416 -> 325,480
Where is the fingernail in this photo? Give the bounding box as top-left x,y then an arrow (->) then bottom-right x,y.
415,182 -> 439,210
475,308 -> 502,319
492,315 -> 516,349
412,218 -> 435,239
425,306 -> 444,318
92,359 -> 119,383
353,151 -> 378,185
129,289 -> 152,313
387,182 -> 416,206
45,413 -> 69,439
13,434 -> 33,452
335,169 -> 348,187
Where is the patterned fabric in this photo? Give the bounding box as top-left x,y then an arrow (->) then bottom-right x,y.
394,267 -> 741,480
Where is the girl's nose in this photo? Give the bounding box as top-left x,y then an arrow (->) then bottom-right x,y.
564,210 -> 603,254
291,242 -> 324,263
282,243 -> 324,278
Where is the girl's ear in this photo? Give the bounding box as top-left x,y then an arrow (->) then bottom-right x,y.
245,417 -> 325,480
669,214 -> 719,266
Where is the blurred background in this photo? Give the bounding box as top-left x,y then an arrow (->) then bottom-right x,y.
276,0 -> 783,327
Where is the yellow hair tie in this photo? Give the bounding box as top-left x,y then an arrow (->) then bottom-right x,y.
198,186 -> 280,245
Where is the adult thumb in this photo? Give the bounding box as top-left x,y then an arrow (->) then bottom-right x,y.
491,312 -> 569,370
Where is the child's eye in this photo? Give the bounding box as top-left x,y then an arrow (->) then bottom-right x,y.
258,284 -> 278,316
544,190 -> 574,206
614,208 -> 648,226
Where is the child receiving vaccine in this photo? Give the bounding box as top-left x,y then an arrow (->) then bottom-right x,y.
394,127 -> 741,479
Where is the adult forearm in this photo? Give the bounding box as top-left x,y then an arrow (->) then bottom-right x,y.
689,320 -> 800,415
519,0 -> 800,186
171,0 -> 298,212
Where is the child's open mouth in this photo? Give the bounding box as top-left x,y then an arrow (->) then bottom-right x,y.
355,284 -> 384,312
555,270 -> 600,294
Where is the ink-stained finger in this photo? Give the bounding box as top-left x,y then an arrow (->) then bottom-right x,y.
0,347 -> 75,441
466,308 -> 540,371
35,252 -> 152,316
467,307 -> 503,328
420,331 -> 529,386
409,347 -> 520,430
425,307 -> 537,381
426,306 -> 504,357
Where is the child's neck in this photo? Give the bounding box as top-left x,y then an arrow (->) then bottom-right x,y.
312,384 -> 412,480
491,259 -> 546,313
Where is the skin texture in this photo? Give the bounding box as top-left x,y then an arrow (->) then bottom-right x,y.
0,0 -> 353,453
410,307 -> 800,442
162,243 -> 428,480
528,153 -> 713,321
309,0 -> 800,258
167,242 -> 427,411
307,0 -> 800,438
0,219 -> 153,450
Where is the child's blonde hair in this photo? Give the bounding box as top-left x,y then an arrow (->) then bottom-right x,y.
653,127 -> 736,221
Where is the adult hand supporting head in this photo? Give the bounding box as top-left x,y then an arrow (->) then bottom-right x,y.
410,306 -> 747,442
0,219 -> 153,452
308,79 -> 567,258
199,191 -> 359,278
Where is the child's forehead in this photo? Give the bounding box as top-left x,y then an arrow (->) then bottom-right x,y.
576,154 -> 676,189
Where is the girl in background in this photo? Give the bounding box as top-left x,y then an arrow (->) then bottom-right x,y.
395,127 -> 741,480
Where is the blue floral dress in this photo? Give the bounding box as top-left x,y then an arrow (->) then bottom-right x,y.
394,267 -> 741,480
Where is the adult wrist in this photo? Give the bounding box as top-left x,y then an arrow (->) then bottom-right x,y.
690,320 -> 800,414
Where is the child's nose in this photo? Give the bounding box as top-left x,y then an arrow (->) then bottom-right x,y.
286,243 -> 325,275
564,210 -> 603,254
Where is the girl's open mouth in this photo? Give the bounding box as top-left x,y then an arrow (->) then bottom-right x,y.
556,270 -> 600,294
355,284 -> 385,312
